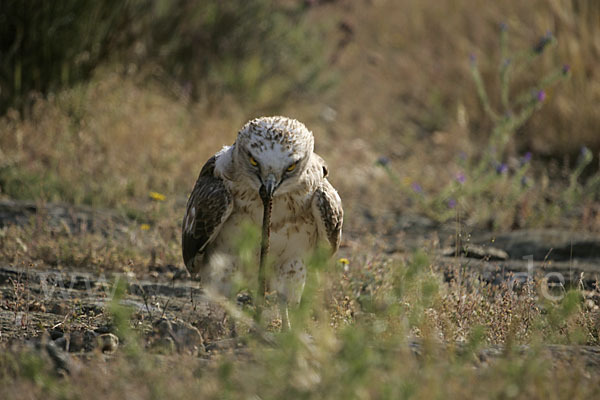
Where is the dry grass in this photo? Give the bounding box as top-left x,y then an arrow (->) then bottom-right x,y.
318,0 -> 600,155
1,1 -> 599,230
0,249 -> 599,399
0,70 -> 243,209
1,0 -> 600,398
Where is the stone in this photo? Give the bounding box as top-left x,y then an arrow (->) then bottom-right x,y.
440,244 -> 509,260
152,318 -> 204,354
68,330 -> 97,353
54,336 -> 67,350
44,340 -> 72,375
98,333 -> 119,353
475,230 -> 600,261
151,336 -> 176,354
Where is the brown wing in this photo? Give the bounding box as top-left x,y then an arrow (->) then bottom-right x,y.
182,155 -> 233,273
312,179 -> 343,254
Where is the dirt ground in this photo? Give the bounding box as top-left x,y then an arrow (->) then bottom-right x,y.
1,199 -> 599,370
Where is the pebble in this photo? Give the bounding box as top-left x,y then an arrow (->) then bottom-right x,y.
152,318 -> 204,354
68,330 -> 98,353
98,333 -> 119,353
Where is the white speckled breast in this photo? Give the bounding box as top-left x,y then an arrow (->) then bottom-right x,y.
214,183 -> 318,264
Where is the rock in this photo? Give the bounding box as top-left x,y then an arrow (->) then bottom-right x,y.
170,320 -> 205,353
26,334 -> 75,375
48,328 -> 64,340
155,318 -> 173,336
585,299 -> 596,310
82,330 -> 99,352
54,336 -> 67,350
475,230 -> 600,261
94,325 -> 115,335
440,244 -> 509,260
98,333 -> 119,353
152,318 -> 204,354
236,292 -> 253,306
50,303 -> 69,315
438,257 -> 600,288
44,340 -> 72,375
68,330 -> 98,353
151,336 -> 176,354
68,331 -> 84,352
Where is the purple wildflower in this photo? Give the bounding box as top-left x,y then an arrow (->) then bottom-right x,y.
533,32 -> 553,53
376,156 -> 390,167
456,172 -> 466,184
579,146 -> 592,163
537,90 -> 546,102
411,183 -> 423,193
448,198 -> 457,209
562,64 -> 571,75
581,146 -> 590,155
469,53 -> 477,66
520,152 -> 532,166
496,163 -> 508,174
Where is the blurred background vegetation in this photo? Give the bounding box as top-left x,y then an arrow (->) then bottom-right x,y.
0,0 -> 599,229
0,0 -> 326,112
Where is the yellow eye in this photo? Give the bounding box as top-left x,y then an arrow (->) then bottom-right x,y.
249,156 -> 258,166
286,163 -> 297,172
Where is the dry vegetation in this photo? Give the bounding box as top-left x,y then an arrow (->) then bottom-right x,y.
1,0 -> 600,398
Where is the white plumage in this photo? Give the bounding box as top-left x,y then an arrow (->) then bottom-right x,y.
182,116 -> 343,307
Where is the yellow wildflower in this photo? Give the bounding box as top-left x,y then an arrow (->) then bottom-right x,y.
140,224 -> 150,231
149,191 -> 166,201
338,258 -> 350,265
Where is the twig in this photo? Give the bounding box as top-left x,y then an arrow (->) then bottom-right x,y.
139,285 -> 154,323
160,297 -> 171,320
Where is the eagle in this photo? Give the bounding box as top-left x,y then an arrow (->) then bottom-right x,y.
182,116 -> 343,323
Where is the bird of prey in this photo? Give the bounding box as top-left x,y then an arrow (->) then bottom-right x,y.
182,116 -> 343,313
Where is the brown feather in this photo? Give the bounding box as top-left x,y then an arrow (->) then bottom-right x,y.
181,155 -> 233,273
313,180 -> 343,254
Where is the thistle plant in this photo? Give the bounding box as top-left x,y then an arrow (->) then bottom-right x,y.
470,27 -> 570,163
566,146 -> 600,205
380,24 -> 577,227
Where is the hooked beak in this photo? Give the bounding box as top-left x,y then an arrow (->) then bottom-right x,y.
260,174 -> 278,201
